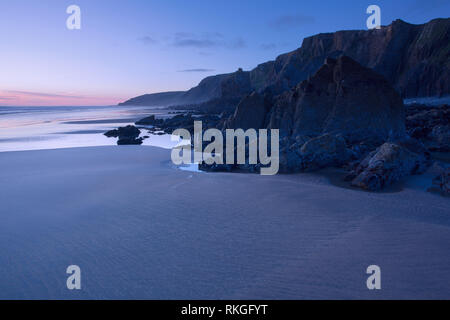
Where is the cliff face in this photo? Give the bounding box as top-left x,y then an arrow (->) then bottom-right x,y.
251,18 -> 450,98
118,91 -> 185,106
120,18 -> 449,107
120,69 -> 252,107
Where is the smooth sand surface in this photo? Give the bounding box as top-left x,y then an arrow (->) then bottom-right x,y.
0,146 -> 449,299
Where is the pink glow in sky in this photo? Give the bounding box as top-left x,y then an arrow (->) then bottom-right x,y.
1,0 -> 446,107
0,90 -> 125,107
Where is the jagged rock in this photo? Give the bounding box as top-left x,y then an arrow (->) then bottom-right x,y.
268,56 -> 405,143
409,126 -> 431,140
117,137 -> 144,145
104,125 -> 143,145
225,56 -> 405,143
104,125 -> 141,138
278,145 -> 303,173
406,104 -> 450,151
406,104 -> 450,128
277,134 -> 352,173
218,56 -> 407,177
225,92 -> 269,130
255,18 -> 450,98
298,134 -> 351,171
429,125 -> 450,152
220,68 -> 253,99
135,115 -> 164,126
351,139 -> 430,191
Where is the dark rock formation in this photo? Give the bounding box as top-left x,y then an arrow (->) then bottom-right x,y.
223,56 -> 405,143
224,92 -> 269,130
117,18 -> 449,192
406,104 -> 450,151
266,56 -> 405,143
134,113 -> 221,135
117,136 -> 144,145
104,125 -> 143,145
104,125 -> 140,138
220,68 -> 253,99
206,56 -> 408,177
430,125 -> 450,151
350,139 -> 430,191
298,134 -> 351,171
138,56 -> 443,191
135,115 -> 164,126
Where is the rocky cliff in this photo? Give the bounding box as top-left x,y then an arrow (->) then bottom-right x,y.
120,69 -> 252,108
120,18 -> 449,107
118,91 -> 185,106
250,18 -> 450,98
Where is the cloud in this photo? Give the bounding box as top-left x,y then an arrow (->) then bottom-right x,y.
138,36 -> 157,45
260,43 -> 277,50
173,32 -> 221,48
139,32 -> 246,51
6,90 -> 85,99
171,32 -> 246,50
227,37 -> 247,49
175,39 -> 216,48
269,14 -> 315,29
177,68 -> 216,73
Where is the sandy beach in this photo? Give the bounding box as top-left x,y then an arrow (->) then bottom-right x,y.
0,146 -> 449,299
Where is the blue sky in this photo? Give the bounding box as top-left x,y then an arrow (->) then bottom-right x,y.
0,0 -> 448,105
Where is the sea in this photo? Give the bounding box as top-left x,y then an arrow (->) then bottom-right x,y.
0,105 -> 178,152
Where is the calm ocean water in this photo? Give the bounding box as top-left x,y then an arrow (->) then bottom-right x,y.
0,105 -> 177,152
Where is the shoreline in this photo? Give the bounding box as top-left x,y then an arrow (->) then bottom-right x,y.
1,144 -> 447,196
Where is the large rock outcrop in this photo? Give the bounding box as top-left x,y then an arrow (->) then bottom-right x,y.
223,56 -> 405,144
298,134 -> 351,171
220,56 -> 407,175
266,56 -> 405,143
104,125 -> 143,145
350,139 -> 430,191
278,133 -> 352,173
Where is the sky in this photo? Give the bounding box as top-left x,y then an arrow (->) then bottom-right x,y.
0,0 -> 448,106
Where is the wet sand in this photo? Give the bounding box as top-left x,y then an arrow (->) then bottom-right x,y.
0,146 -> 449,299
